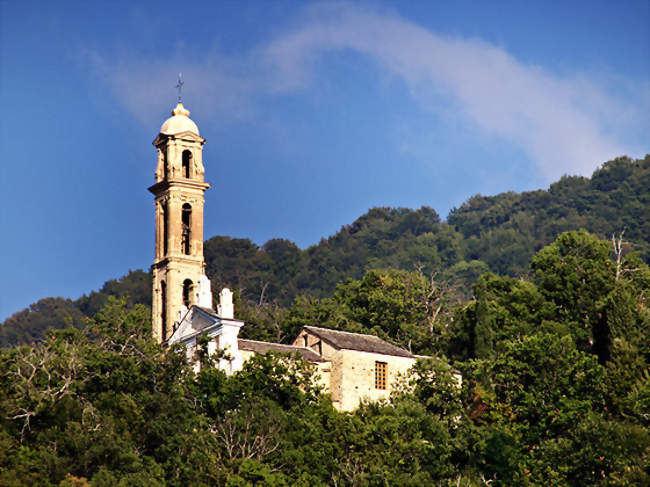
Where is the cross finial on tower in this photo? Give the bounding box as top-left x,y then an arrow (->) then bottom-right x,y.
176,72 -> 184,103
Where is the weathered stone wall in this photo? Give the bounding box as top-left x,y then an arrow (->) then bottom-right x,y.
239,349 -> 256,363
337,350 -> 415,411
291,329 -> 417,410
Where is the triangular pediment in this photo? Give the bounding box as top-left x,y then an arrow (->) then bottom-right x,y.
167,306 -> 217,345
167,306 -> 244,346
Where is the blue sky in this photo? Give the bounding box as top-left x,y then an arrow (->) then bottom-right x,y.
1,0 -> 648,320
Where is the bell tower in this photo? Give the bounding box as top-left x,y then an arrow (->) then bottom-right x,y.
149,101 -> 213,343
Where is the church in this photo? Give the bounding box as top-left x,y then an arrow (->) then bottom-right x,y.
149,99 -> 421,411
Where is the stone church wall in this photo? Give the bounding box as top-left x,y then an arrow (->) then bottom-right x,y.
335,350 -> 416,411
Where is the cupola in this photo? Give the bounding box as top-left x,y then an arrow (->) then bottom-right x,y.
160,102 -> 200,136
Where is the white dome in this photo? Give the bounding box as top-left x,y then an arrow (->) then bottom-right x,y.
160,102 -> 200,136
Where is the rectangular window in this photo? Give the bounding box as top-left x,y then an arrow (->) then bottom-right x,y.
375,361 -> 387,390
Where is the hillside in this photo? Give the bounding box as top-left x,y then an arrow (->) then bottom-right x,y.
449,155 -> 650,274
2,229 -> 648,485
2,155 -> 648,347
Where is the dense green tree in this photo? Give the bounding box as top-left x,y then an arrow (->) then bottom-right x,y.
395,357 -> 464,426
0,299 -> 221,486
459,333 -> 614,486
472,334 -> 606,443
0,271 -> 151,349
335,269 -> 435,352
441,259 -> 490,299
601,252 -> 650,419
3,225 -> 650,485
531,230 -> 615,358
456,273 -> 558,360
526,412 -> 650,486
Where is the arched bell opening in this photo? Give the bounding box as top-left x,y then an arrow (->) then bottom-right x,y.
181,203 -> 192,255
182,150 -> 192,178
162,201 -> 169,256
161,281 -> 167,341
182,279 -> 194,308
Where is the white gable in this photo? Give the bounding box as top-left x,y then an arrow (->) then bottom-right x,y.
167,304 -> 245,375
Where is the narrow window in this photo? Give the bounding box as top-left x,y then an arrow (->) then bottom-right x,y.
161,281 -> 167,341
183,279 -> 193,307
303,335 -> 308,347
182,150 -> 192,178
375,361 -> 387,390
162,202 -> 169,255
181,203 -> 191,255
163,149 -> 169,179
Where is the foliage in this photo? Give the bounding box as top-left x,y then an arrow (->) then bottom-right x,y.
279,268 -> 455,356
0,299 -> 219,486
2,226 -> 650,485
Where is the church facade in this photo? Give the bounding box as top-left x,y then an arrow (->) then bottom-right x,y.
150,100 -> 419,411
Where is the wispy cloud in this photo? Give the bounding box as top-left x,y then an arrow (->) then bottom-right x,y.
84,49 -> 257,127
89,2 -> 647,180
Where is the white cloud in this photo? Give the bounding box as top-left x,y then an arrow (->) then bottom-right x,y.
91,2 -> 647,180
84,49 -> 257,127
260,3 -> 643,179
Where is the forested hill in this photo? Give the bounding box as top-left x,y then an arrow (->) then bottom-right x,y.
205,155 -> 649,303
2,155 -> 648,347
3,197 -> 649,485
449,155 -> 650,275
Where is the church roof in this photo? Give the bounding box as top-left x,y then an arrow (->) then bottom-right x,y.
160,102 -> 200,136
238,339 -> 328,363
302,326 -> 414,358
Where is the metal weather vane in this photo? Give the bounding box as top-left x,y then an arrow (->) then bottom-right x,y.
176,72 -> 184,103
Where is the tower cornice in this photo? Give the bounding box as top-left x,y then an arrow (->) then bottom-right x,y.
148,179 -> 211,195
153,131 -> 205,147
152,255 -> 205,268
